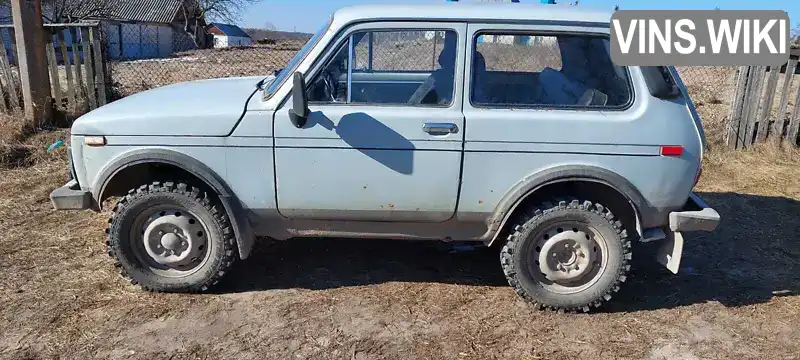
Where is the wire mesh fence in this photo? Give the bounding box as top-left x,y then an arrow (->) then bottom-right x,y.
352,30 -> 451,72
678,66 -> 740,145
102,22 -> 308,98
99,24 -> 742,144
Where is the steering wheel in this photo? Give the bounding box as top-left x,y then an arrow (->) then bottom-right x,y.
322,71 -> 338,102
407,75 -> 437,105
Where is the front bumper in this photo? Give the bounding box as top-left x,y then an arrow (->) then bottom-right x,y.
50,180 -> 92,210
657,193 -> 720,274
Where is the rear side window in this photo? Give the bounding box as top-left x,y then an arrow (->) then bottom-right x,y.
640,66 -> 681,98
471,32 -> 632,109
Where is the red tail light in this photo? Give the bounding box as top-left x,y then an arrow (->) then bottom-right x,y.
660,145 -> 683,157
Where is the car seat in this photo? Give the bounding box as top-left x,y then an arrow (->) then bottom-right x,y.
471,51 -> 490,104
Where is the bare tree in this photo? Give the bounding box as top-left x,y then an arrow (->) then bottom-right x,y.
178,0 -> 259,48
0,0 -> 113,23
792,23 -> 800,48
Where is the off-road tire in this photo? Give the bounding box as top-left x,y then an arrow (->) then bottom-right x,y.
106,181 -> 237,292
500,199 -> 632,312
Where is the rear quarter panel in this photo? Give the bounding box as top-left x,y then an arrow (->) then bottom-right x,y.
459,64 -> 702,230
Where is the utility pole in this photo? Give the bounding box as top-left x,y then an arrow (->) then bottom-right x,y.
11,0 -> 52,125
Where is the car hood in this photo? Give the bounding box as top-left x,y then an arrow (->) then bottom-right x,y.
71,75 -> 267,136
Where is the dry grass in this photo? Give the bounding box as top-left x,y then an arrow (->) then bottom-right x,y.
0,115 -> 70,170
700,143 -> 800,196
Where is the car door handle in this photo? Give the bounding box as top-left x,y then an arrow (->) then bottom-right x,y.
422,122 -> 459,135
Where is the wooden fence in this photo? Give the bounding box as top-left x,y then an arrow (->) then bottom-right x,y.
0,22 -> 107,116
726,53 -> 800,149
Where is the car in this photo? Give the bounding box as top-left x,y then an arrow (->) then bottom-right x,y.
50,2 -> 720,312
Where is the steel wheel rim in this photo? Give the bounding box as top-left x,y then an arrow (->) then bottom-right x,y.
129,205 -> 212,278
525,221 -> 609,295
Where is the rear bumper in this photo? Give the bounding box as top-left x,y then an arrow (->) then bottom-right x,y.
668,193 -> 720,232
50,180 -> 92,210
657,193 -> 720,274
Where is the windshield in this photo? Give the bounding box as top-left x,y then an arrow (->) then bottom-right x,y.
266,17 -> 332,95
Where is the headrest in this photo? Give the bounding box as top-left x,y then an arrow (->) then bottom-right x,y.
473,51 -> 486,72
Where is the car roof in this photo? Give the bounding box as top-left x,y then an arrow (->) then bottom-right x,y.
331,2 -> 613,27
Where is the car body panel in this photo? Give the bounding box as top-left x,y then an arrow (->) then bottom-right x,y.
54,3 -> 717,265
71,76 -> 263,136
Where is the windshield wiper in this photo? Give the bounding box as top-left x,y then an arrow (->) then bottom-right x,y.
257,69 -> 282,91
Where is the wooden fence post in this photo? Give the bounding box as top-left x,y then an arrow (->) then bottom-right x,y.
57,29 -> 75,112
11,0 -> 52,125
727,66 -> 750,149
0,28 -> 22,112
45,32 -> 62,109
70,28 -> 85,111
81,27 -> 96,110
787,85 -> 800,147
89,27 -> 107,106
772,59 -> 798,141
741,66 -> 767,148
755,66 -> 780,142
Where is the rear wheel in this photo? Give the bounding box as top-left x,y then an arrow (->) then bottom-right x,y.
106,181 -> 237,292
500,199 -> 631,312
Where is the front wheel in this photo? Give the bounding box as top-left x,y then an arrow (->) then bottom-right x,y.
500,199 -> 631,312
106,181 -> 237,292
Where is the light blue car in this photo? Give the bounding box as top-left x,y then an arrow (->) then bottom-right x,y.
50,3 -> 720,312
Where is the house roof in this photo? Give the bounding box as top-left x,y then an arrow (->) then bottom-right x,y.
208,23 -> 251,38
106,0 -> 184,23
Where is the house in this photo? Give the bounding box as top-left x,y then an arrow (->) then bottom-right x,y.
206,23 -> 253,48
102,0 -> 203,59
0,0 -> 205,62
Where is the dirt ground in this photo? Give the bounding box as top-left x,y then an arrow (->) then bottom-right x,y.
0,118 -> 799,360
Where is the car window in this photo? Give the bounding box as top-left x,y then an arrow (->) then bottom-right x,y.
307,38 -> 350,103
353,30 -> 451,72
471,33 -> 632,109
307,29 -> 458,107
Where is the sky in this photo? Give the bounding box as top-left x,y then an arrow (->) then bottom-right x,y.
240,0 -> 799,33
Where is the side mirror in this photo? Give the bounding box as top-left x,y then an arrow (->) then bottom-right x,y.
289,71 -> 309,128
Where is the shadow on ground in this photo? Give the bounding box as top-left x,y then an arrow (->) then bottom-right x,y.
220,238 -> 508,291
218,192 -> 800,312
608,192 -> 800,312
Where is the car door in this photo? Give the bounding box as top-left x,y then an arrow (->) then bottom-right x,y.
273,22 -> 467,222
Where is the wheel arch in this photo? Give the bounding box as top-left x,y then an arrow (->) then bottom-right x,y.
486,165 -> 649,247
93,148 -> 255,259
